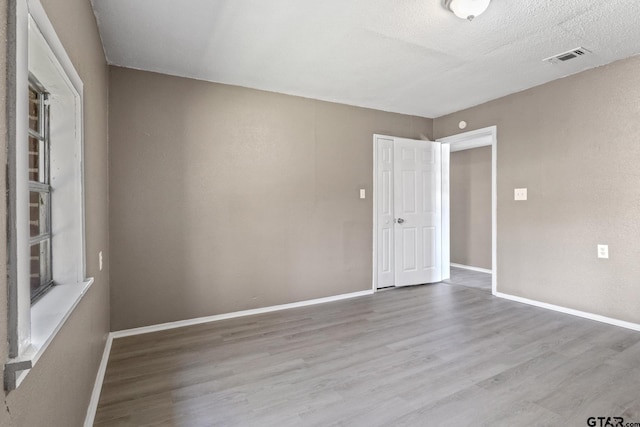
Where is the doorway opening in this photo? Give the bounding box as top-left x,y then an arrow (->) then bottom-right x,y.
437,126 -> 497,294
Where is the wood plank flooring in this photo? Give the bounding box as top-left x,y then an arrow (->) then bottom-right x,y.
445,266 -> 492,292
95,271 -> 640,426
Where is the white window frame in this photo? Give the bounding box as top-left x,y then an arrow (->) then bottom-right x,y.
4,0 -> 94,391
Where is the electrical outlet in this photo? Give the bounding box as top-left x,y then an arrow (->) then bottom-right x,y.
514,188 -> 527,201
597,245 -> 608,259
99,251 -> 103,271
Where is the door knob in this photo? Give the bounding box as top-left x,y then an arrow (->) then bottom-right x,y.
396,218 -> 405,224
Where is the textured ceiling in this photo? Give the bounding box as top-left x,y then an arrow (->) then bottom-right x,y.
91,0 -> 640,118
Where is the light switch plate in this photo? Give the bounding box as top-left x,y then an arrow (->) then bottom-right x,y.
597,244 -> 609,259
514,188 -> 527,201
360,189 -> 366,199
99,251 -> 103,271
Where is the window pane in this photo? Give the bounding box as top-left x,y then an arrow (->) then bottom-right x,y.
29,191 -> 49,238
29,87 -> 40,132
28,135 -> 46,182
30,240 -> 52,299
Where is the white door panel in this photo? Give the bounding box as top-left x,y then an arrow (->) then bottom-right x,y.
375,137 -> 395,288
423,226 -> 436,268
401,227 -> 417,272
393,138 -> 442,287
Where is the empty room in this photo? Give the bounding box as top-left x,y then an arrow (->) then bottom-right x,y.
2,0 -> 640,426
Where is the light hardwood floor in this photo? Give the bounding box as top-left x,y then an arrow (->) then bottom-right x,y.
95,271 -> 640,426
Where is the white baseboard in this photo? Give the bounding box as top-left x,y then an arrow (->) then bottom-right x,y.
450,263 -> 492,274
112,289 -> 374,339
494,292 -> 640,332
84,332 -> 114,427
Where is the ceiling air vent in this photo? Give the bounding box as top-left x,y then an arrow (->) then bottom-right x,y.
543,47 -> 591,64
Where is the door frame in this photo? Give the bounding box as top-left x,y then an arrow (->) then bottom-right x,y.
436,126 -> 497,295
371,135 -> 448,291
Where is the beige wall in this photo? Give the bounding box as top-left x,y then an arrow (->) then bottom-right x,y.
435,55 -> 640,324
109,67 -> 433,330
450,146 -> 491,270
1,0 -> 110,425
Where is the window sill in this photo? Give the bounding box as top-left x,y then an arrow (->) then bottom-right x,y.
5,277 -> 95,390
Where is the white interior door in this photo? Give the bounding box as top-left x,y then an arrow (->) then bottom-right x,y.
394,138 -> 442,286
375,135 -> 443,289
375,136 -> 395,288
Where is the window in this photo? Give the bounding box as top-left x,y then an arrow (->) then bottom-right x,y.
28,80 -> 54,302
4,2 -> 93,391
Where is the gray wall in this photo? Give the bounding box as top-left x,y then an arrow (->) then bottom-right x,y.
108,66 -> 433,330
0,0 -> 110,425
450,146 -> 492,270
435,55 -> 640,325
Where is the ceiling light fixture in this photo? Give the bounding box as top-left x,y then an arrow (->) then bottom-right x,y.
444,0 -> 491,21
